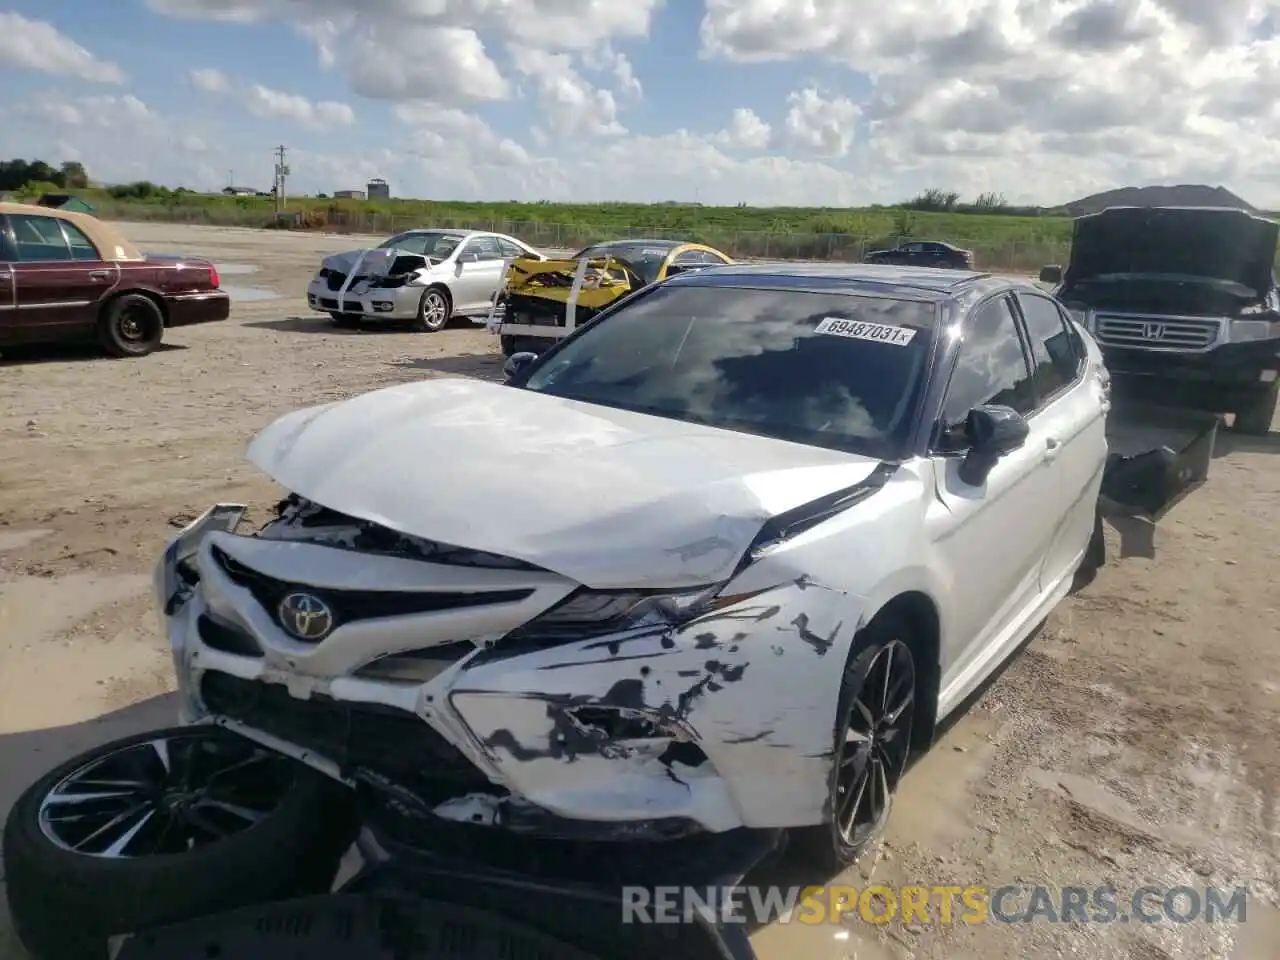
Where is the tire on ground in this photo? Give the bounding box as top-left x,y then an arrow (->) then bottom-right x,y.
3,726 -> 358,960
789,612 -> 920,873
411,286 -> 452,332
1232,380 -> 1278,435
97,294 -> 164,358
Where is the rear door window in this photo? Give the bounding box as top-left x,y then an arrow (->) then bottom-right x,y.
61,221 -> 101,261
1015,292 -> 1081,405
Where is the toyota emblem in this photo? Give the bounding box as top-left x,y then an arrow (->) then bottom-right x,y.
277,592 -> 335,641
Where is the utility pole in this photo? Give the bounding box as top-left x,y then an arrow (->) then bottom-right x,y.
273,145 -> 289,214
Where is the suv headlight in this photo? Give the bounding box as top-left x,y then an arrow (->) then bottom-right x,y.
1064,305 -> 1094,330
1227,318 -> 1280,342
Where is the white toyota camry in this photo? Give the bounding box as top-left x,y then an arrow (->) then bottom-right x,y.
9,263 -> 1182,959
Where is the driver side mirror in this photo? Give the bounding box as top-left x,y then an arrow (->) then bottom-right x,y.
1038,264 -> 1062,285
503,351 -> 538,382
958,404 -> 1029,486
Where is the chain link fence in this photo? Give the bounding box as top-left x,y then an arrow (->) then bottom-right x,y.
102,201 -> 1073,273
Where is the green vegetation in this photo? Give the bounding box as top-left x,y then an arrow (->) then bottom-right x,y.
4,158 -> 1278,271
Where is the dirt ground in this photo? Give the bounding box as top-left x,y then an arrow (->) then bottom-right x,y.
1,222 -> 1277,959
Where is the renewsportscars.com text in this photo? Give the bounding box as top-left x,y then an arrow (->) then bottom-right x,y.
620,884 -> 1250,926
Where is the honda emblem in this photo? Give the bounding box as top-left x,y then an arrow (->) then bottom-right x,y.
1143,322 -> 1167,340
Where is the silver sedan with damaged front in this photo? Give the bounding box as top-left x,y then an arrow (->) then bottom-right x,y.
5,264 -> 1191,959
305,228 -> 543,331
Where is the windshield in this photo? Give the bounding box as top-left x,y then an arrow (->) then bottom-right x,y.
570,242 -> 676,284
522,284 -> 935,459
379,231 -> 464,259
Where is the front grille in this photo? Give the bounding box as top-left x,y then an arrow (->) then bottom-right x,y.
326,270 -> 347,291
341,300 -> 364,313
1095,314 -> 1219,350
211,547 -> 532,637
199,671 -> 490,790
198,614 -> 262,657
319,297 -> 338,309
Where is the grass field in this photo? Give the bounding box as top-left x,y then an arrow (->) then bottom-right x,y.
79,191 -> 1076,270
38,189 -> 1280,272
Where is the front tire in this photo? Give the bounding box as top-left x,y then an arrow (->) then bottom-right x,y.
3,726 -> 357,960
1232,379 -> 1278,435
791,619 -> 918,871
412,287 -> 452,332
98,294 -> 164,358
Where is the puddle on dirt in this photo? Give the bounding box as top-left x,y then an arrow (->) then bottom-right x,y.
222,284 -> 280,302
748,711 -> 1000,960
213,262 -> 260,276
0,529 -> 51,553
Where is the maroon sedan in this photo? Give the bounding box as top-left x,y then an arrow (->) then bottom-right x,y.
0,201 -> 229,357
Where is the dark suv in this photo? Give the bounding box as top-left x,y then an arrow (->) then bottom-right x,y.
1041,206 -> 1280,434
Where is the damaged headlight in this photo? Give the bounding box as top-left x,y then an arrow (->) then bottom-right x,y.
515,584 -> 743,640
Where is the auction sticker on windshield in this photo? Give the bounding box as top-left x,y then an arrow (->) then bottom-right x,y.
815,317 -> 917,346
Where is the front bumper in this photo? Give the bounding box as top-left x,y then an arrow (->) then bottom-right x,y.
305,278 -> 420,320
153,508 -> 847,836
1101,335 -> 1280,383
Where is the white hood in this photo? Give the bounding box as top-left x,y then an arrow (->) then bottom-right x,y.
245,379 -> 883,588
322,248 -> 438,276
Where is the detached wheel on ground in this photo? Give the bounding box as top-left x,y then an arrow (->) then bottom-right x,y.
1232,379 -> 1278,435
3,726 -> 358,960
98,294 -> 164,357
791,616 -> 918,871
411,287 -> 452,332
329,311 -> 363,328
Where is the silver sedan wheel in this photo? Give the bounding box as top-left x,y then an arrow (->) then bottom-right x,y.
37,731 -> 293,859
417,289 -> 450,332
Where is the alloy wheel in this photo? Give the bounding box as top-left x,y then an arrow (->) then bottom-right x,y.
834,639 -> 915,847
37,731 -> 293,858
421,291 -> 448,329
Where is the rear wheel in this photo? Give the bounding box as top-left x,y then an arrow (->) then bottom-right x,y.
791,618 -> 918,871
1232,379 -> 1278,435
98,294 -> 164,358
3,726 -> 357,960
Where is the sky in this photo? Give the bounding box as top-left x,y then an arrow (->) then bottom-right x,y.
1,0 -> 1279,208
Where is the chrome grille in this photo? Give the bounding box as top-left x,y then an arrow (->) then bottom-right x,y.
1094,314 -> 1220,350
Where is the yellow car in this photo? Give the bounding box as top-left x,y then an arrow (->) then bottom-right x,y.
495,238 -> 734,355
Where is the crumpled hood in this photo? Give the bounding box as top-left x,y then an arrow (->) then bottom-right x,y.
1064,206 -> 1278,294
245,379 -> 884,589
322,248 -> 436,276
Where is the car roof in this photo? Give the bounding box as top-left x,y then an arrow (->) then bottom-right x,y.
0,200 -> 144,261
666,261 -> 1020,302
583,238 -> 682,249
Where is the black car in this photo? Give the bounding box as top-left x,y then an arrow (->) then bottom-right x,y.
864,240 -> 975,270
1040,206 -> 1280,434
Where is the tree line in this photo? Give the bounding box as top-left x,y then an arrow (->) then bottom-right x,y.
0,158 -> 91,192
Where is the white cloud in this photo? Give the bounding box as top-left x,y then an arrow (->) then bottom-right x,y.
189,67 -> 230,93
510,47 -> 626,138
189,69 -> 355,128
698,0 -> 1280,204
715,107 -> 772,151
244,84 -> 356,127
783,87 -> 861,158
0,12 -> 124,83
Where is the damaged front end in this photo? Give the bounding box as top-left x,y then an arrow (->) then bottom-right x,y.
496,255 -> 644,337
155,475 -> 882,845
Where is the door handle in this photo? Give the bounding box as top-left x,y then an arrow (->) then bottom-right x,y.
1044,437 -> 1062,462
88,270 -> 110,280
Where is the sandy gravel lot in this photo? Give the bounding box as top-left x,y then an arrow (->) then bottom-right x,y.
1,221 -> 1277,960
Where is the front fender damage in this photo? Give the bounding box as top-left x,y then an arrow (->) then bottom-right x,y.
447,580 -> 858,832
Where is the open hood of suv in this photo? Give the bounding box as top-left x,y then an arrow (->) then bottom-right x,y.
1063,206 -> 1278,295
